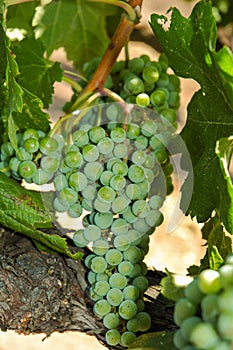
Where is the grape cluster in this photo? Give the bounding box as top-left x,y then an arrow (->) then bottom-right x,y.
81,53 -> 180,127
0,128 -> 63,185
173,254 -> 233,350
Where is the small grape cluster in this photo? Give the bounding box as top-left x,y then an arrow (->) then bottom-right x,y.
173,254 -> 233,350
81,53 -> 180,127
0,128 -> 63,185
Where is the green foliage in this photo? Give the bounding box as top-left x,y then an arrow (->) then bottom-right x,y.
150,0 -> 233,232
0,172 -> 82,259
129,331 -> 176,350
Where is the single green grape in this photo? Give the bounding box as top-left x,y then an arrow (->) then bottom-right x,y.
103,313 -> 120,329
106,288 -> 124,306
109,273 -> 128,290
118,300 -> 138,320
18,160 -> 37,178
93,299 -> 111,318
40,136 -> 59,155
105,329 -> 121,346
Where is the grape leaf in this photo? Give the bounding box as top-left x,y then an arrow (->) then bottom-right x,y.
0,172 -> 82,260
6,1 -> 38,35
35,0 -> 112,68
150,0 -> 233,228
13,36 -> 63,109
129,331 -> 176,350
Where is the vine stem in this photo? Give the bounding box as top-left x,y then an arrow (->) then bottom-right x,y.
68,0 -> 144,113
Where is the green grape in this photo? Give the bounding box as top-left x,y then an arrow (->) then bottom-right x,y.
111,159 -> 128,176
109,175 -> 126,191
120,331 -> 136,347
94,280 -> 110,297
93,299 -> 111,318
161,108 -> 177,124
127,318 -> 140,332
53,197 -> 70,212
32,168 -> 53,185
69,172 -> 87,191
94,212 -> 113,229
136,312 -> 152,332
122,207 -> 137,223
134,135 -> 148,150
129,263 -> 142,278
110,127 -> 126,143
94,198 -> 111,213
9,157 -> 21,172
128,57 -> 144,74
184,278 -> 204,305
201,294 -> 219,323
136,93 -> 150,107
132,200 -> 149,218
113,143 -> 128,158
142,65 -> 160,83
124,76 -> 144,95
100,170 -> 113,186
23,138 -> 39,153
219,263 -> 233,288
109,273 -> 128,289
127,229 -> 141,246
123,246 -> 142,263
18,147 -> 33,161
83,225 -> 101,242
97,186 -> 116,203
84,253 -> 96,268
91,256 -> 108,273
82,144 -> 99,162
224,253 -> 233,265
96,272 -> 109,282
125,184 -> 141,201
128,164 -> 145,183
173,330 -> 189,350
40,136 -> 59,155
168,74 -> 180,91
119,300 -> 138,320
118,261 -> 134,276
157,72 -> 170,87
72,129 -> 89,147
41,155 -> 60,173
103,313 -> 120,329
145,209 -> 163,227
126,123 -> 141,139
180,316 -> 202,341
65,150 -> 83,168
218,287 -> 233,313
18,160 -> 37,178
105,329 -> 121,346
114,235 -> 130,252
112,196 -> 130,214
174,298 -> 197,326
217,312 -> 233,341
141,120 -> 158,137
73,229 -> 89,248
106,288 -> 124,306
149,135 -> 164,151
131,150 -> 146,165
53,134 -> 65,151
132,218 -> 150,234
81,184 -> 97,200
190,322 -> 220,349
111,218 -> 128,236
149,195 -> 164,210
82,199 -> 93,211
89,286 -> 102,301
54,173 -> 68,191
123,285 -> 139,301
68,202 -> 83,218
89,126 -> 105,143
211,342 -> 232,350
92,239 -> 109,256
83,162 -> 103,181
105,249 -> 123,266
150,89 -> 167,107
198,269 -> 221,295
154,149 -> 168,164
22,128 -> 39,140
87,271 -> 96,284
58,187 -> 78,206
97,137 -> 114,155
133,276 -> 148,294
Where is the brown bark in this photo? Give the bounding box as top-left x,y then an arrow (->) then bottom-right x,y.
0,228 -> 175,348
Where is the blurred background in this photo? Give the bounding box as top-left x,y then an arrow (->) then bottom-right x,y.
1,0 -> 207,349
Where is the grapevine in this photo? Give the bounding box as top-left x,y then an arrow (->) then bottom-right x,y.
0,0 -> 233,349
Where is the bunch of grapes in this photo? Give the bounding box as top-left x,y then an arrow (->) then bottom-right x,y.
80,53 -> 180,127
0,128 -> 63,185
173,254 -> 233,350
